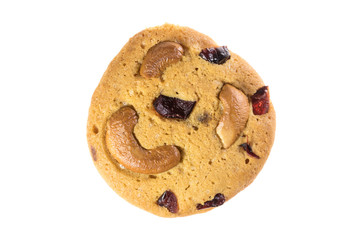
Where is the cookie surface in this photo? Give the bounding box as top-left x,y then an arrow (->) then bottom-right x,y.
87,24 -> 276,217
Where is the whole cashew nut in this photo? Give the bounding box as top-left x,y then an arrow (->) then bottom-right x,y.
106,107 -> 181,174
140,41 -> 184,78
216,84 -> 250,148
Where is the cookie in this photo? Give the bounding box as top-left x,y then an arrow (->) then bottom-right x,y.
87,24 -> 276,217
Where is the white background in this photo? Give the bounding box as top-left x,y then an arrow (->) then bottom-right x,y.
1,0 -> 359,239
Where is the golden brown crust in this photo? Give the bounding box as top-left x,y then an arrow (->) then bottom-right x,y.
87,24 -> 276,217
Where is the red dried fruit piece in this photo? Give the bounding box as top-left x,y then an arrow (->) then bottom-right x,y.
196,193 -> 225,210
251,86 -> 270,115
239,143 -> 260,159
157,190 -> 179,213
199,46 -> 231,64
153,95 -> 196,119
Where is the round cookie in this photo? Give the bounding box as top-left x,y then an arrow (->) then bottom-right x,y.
87,24 -> 276,217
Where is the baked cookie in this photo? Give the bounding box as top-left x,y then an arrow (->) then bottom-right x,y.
87,24 -> 276,217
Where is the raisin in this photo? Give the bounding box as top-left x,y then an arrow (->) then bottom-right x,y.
251,86 -> 270,115
153,95 -> 196,119
91,146 -> 97,161
239,143 -> 260,159
199,46 -> 231,64
196,193 -> 225,210
157,190 -> 179,213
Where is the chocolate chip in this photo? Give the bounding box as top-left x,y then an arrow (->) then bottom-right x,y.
251,86 -> 270,115
199,46 -> 231,64
153,95 -> 196,119
157,190 -> 179,213
196,193 -> 225,210
239,143 -> 260,159
91,146 -> 97,161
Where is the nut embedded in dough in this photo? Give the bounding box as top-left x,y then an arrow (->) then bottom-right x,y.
106,107 -> 181,174
140,41 -> 184,78
216,84 -> 250,148
87,24 -> 276,217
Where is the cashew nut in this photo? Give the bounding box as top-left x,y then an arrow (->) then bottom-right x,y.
106,107 -> 181,174
140,41 -> 184,78
216,84 -> 250,148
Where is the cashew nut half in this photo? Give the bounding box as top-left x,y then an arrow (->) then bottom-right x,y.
106,107 -> 181,174
216,84 -> 250,148
140,41 -> 184,78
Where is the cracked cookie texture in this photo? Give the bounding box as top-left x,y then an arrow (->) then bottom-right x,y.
87,24 -> 276,217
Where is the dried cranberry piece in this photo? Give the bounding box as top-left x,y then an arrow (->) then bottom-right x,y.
199,46 -> 231,64
153,95 -> 196,119
157,190 -> 179,213
251,86 -> 270,115
196,193 -> 225,210
239,143 -> 260,159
